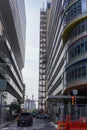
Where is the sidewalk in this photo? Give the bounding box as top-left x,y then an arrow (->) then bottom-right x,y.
0,119 -> 15,128
0,121 -> 11,128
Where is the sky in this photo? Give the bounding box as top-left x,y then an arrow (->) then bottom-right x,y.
22,0 -> 47,100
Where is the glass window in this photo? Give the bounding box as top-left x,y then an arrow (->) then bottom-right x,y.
64,0 -> 82,24
66,60 -> 87,84
84,20 -> 87,30
68,36 -> 87,62
85,41 -> 87,51
80,22 -> 84,32
77,64 -> 82,78
74,65 -> 77,79
82,63 -> 86,78
77,44 -> 80,54
81,42 -> 84,53
78,25 -> 80,34
75,44 -> 77,56
69,20 -> 87,41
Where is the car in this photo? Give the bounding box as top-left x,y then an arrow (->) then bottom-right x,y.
36,114 -> 42,119
42,113 -> 50,119
17,112 -> 33,126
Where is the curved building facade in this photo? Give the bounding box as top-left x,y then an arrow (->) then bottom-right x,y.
42,0 -> 87,119
63,0 -> 87,96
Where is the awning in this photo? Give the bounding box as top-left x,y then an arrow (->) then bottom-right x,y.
45,95 -> 87,102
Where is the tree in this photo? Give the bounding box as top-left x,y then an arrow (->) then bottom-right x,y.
9,102 -> 21,116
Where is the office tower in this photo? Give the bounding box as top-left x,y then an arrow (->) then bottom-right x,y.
63,0 -> 87,97
0,0 -> 26,123
46,0 -> 65,111
39,0 -> 87,114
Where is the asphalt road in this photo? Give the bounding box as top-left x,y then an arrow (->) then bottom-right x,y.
1,118 -> 56,130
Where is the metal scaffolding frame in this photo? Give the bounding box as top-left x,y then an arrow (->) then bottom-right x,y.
38,9 -> 47,110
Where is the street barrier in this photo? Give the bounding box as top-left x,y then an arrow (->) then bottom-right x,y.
57,121 -> 87,130
56,104 -> 87,130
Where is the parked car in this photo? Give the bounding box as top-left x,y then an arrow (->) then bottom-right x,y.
16,112 -> 33,126
36,114 -> 42,119
42,113 -> 50,119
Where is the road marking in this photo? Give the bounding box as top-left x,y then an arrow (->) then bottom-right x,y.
2,128 -> 8,130
3,128 -> 17,130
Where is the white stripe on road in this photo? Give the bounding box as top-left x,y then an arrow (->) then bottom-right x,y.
3,128 -> 17,130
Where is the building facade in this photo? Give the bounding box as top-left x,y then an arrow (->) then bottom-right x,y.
63,0 -> 87,97
38,2 -> 51,110
0,0 -> 26,123
38,7 -> 47,110
24,95 -> 36,111
39,0 -> 87,117
46,0 -> 66,113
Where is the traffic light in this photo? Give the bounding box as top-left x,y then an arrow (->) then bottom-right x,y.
72,96 -> 75,105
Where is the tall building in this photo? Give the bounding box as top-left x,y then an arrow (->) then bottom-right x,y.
46,0 -> 66,112
62,0 -> 87,97
0,0 -> 26,123
38,7 -> 47,110
38,2 -> 51,110
24,99 -> 36,111
39,0 -> 87,116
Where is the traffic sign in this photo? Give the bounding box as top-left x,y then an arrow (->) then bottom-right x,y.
73,89 -> 78,95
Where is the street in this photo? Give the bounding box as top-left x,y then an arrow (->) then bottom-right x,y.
1,118 -> 56,130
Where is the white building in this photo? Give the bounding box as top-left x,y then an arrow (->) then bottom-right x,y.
24,99 -> 36,111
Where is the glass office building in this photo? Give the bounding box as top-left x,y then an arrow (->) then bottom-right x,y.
40,0 -> 87,116
63,0 -> 87,96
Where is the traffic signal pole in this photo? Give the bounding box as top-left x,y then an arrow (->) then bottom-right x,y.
72,89 -> 78,120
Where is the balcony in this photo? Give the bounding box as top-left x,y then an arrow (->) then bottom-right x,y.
66,53 -> 87,69
63,0 -> 78,12
65,78 -> 87,94
62,11 -> 87,42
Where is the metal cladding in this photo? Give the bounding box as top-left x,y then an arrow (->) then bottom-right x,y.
0,0 -> 26,70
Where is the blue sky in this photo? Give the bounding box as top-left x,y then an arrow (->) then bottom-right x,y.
22,0 -> 47,100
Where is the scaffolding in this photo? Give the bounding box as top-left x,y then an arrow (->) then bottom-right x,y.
38,9 -> 47,110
